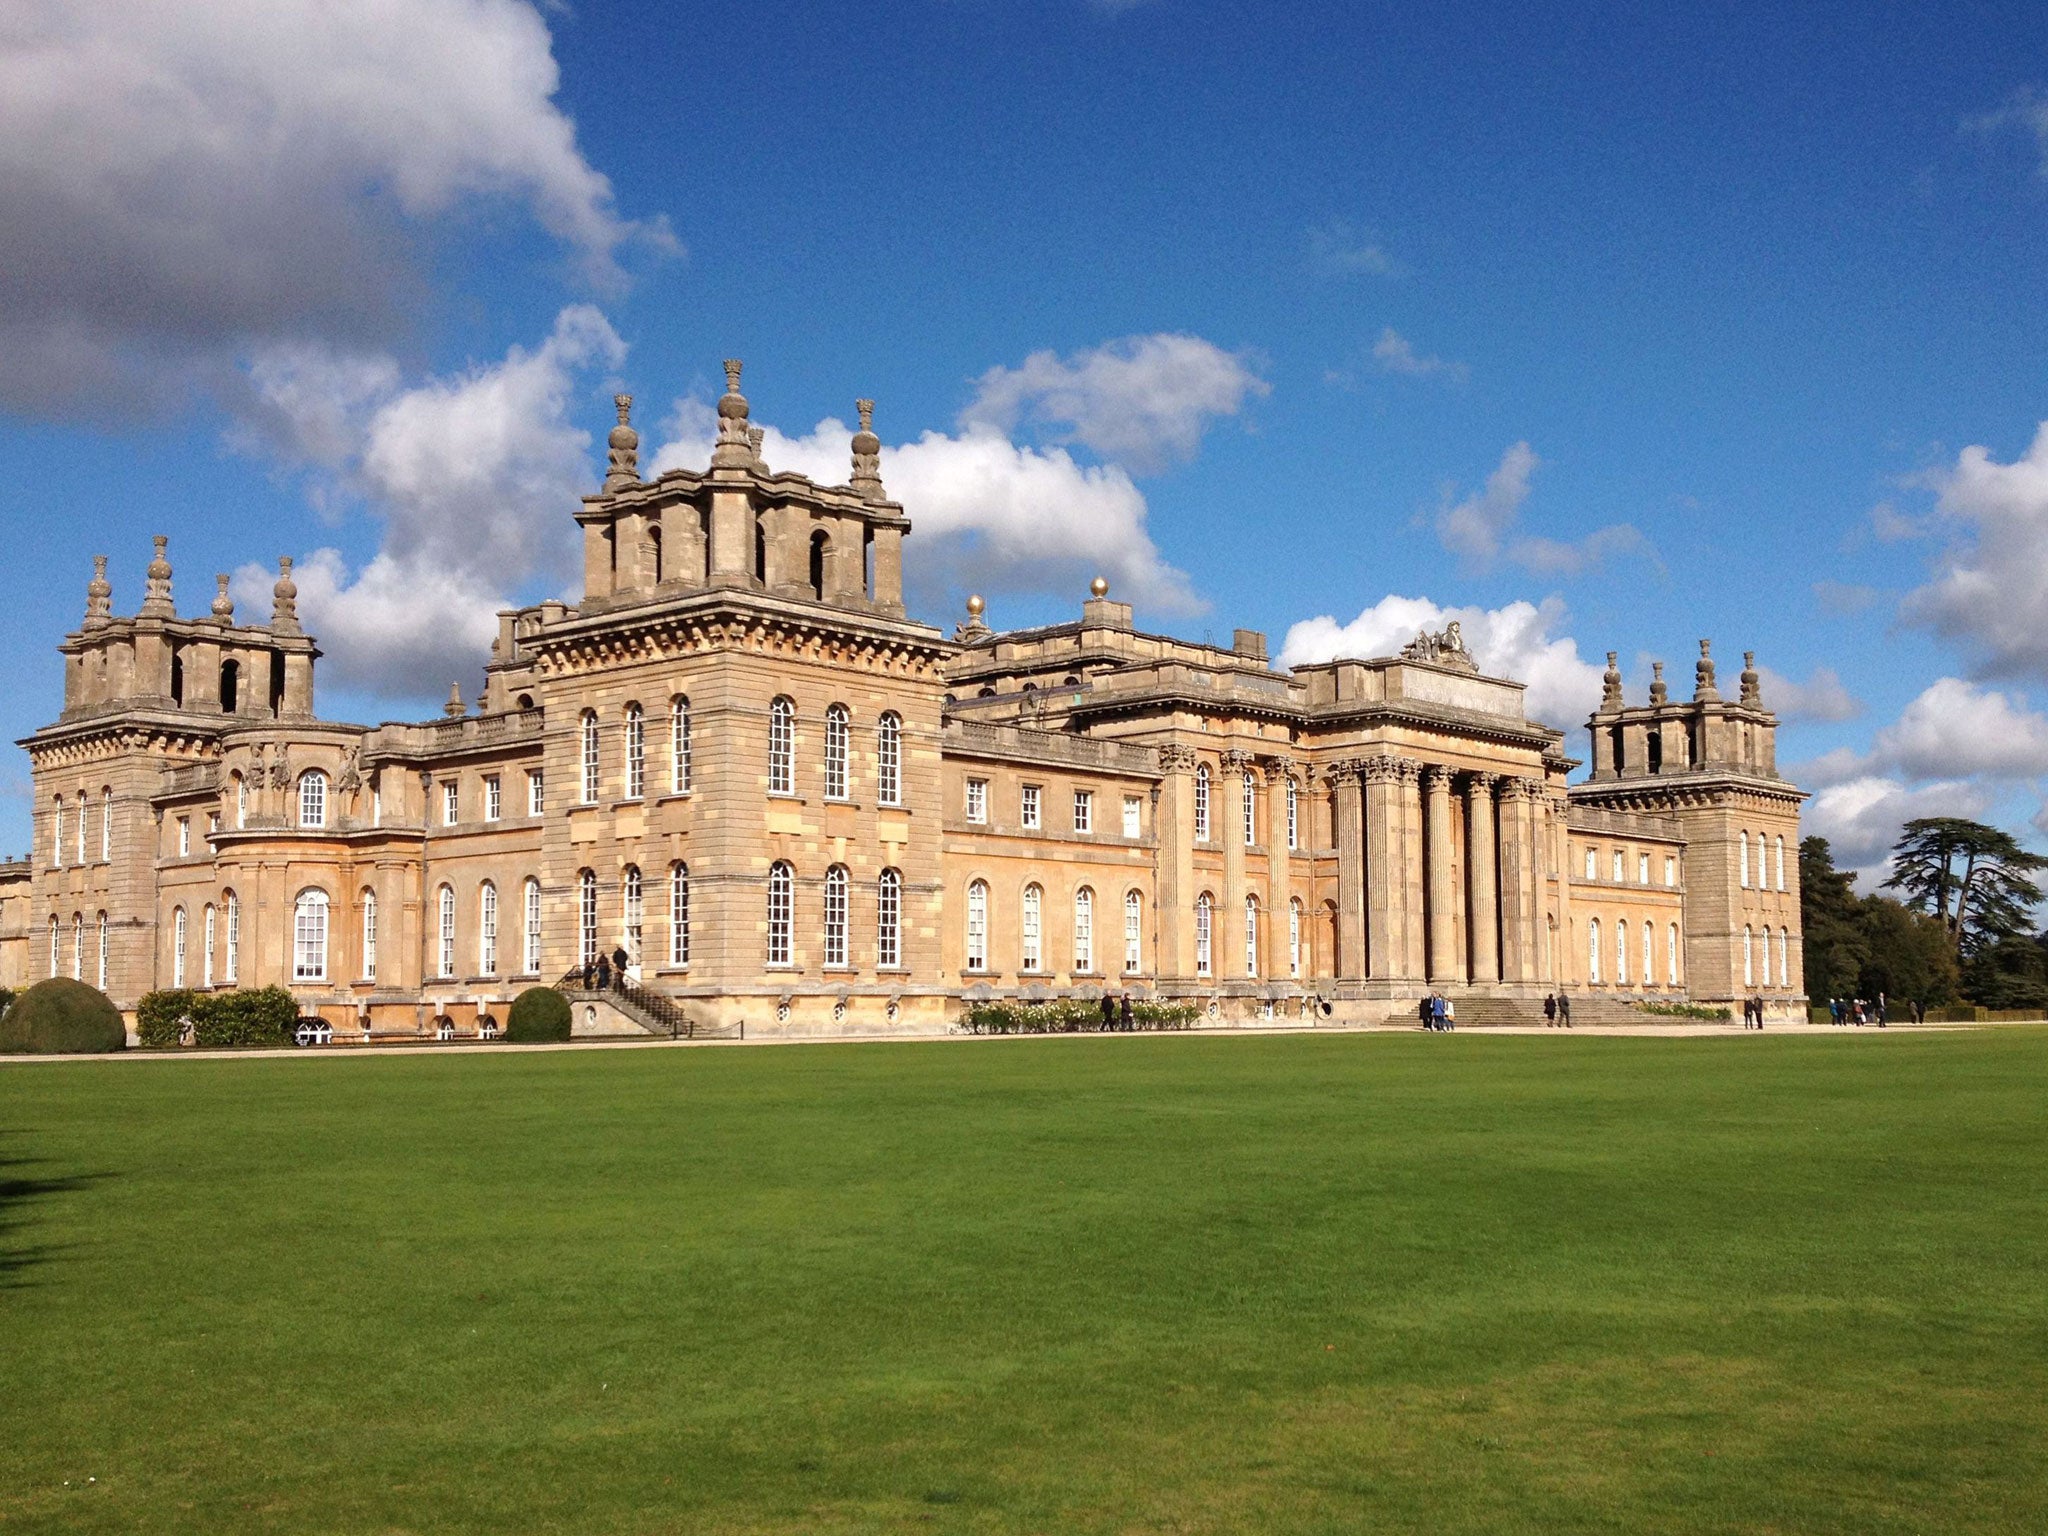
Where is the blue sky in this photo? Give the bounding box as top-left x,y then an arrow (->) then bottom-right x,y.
4,0 -> 2048,880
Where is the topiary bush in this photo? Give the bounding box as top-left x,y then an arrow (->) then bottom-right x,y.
137,988 -> 202,1048
0,977 -> 125,1054
505,986 -> 572,1043
191,986 -> 298,1048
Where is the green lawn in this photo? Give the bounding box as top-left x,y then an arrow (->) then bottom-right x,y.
3,1029 -> 2045,1535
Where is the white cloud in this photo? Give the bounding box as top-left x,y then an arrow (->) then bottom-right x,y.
1868,500 -> 1925,542
1967,84 -> 2048,178
1758,664 -> 1863,723
961,333 -> 1268,475
234,305 -> 625,701
0,0 -> 669,414
650,405 -> 1202,614
1900,421 -> 2048,680
1434,442 -> 1656,576
1277,594 -> 1604,730
1871,676 -> 2048,781
1372,328 -> 1467,383
1307,221 -> 1400,277
1804,775 -> 1994,887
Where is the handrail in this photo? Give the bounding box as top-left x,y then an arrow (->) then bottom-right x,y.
556,967 -> 693,1038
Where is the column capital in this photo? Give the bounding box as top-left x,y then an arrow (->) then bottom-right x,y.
1219,748 -> 1258,778
1420,762 -> 1454,793
1463,770 -> 1499,798
1498,774 -> 1544,802
1261,753 -> 1303,783
1155,743 -> 1200,775
1324,756 -> 1368,786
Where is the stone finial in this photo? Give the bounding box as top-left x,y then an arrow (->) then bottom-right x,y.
1694,638 -> 1719,702
84,555 -> 112,629
1649,659 -> 1667,705
1090,576 -> 1110,599
850,398 -> 884,502
966,593 -> 984,619
444,682 -> 466,717
603,393 -> 639,492
270,555 -> 300,635
210,574 -> 234,624
140,535 -> 175,618
711,358 -> 753,469
747,424 -> 766,469
1601,650 -> 1623,710
956,593 -> 992,644
1740,650 -> 1761,706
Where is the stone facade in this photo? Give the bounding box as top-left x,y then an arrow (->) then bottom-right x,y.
0,365 -> 1806,1032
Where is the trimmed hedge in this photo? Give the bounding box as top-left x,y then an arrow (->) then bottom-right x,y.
135,986 -> 300,1048
505,987 -> 572,1043
0,977 -> 125,1054
959,999 -> 1200,1035
1638,1001 -> 1734,1022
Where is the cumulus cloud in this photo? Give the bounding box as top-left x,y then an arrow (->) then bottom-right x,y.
1805,775 -> 1995,885
1900,421 -> 2048,680
961,334 -> 1268,475
233,305 -> 625,700
1307,221 -> 1400,277
1871,676 -> 2048,781
1277,594 -> 1605,730
1435,442 -> 1656,576
650,403 -> 1202,614
1758,665 -> 1863,723
1372,328 -> 1467,383
0,0 -> 669,414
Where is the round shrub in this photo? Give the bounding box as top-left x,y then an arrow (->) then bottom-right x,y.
504,986 -> 572,1043
0,977 -> 125,1054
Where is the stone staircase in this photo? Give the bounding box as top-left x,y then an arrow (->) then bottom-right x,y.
1388,991 -> 1694,1028
556,974 -> 742,1040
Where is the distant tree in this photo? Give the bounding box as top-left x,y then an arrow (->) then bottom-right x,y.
1857,897 -> 1960,1006
1798,836 -> 1869,1002
1883,818 -> 2047,956
1960,932 -> 2048,1011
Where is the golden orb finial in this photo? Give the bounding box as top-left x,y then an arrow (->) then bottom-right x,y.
1089,576 -> 1109,599
966,594 -> 985,618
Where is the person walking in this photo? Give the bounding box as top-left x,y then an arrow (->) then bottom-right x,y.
1876,991 -> 1888,1028
1558,992 -> 1572,1028
594,953 -> 611,991
612,945 -> 630,989
1119,991 -> 1135,1031
1443,995 -> 1457,1031
1099,992 -> 1117,1031
1419,995 -> 1434,1031
1429,993 -> 1447,1031
581,957 -> 595,991
1543,993 -> 1557,1027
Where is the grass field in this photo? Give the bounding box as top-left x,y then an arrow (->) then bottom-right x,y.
3,1028 -> 2046,1535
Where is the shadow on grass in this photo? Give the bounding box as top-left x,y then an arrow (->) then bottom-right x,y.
0,1134 -> 108,1288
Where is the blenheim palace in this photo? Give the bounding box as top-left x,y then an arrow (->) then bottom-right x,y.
1,364 -> 1805,1036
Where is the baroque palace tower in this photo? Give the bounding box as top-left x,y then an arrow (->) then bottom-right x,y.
3,363 -> 1804,1036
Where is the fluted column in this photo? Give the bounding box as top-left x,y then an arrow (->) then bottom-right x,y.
1423,764 -> 1462,983
1154,745 -> 1199,980
1547,789 -> 1571,984
1465,773 -> 1500,984
1396,760 -> 1427,977
1330,759 -> 1366,981
1220,750 -> 1253,980
1496,777 -> 1534,982
1264,758 -> 1298,980
1362,755 -> 1407,979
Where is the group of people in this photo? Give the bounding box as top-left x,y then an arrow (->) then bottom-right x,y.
1541,993 -> 1572,1027
1096,992 -> 1139,1030
579,946 -> 632,993
1825,994 -> 1919,1026
1420,992 -> 1457,1030
1741,995 -> 1768,1028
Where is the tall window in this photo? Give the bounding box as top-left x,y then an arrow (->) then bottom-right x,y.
1585,847 -> 1597,880
362,889 -> 378,980
1588,918 -> 1602,983
1742,924 -> 1754,987
1021,883 -> 1043,971
528,770 -> 545,816
1775,836 -> 1786,891
1612,850 -> 1625,882
177,817 -> 190,857
484,775 -> 501,821
294,889 -> 328,982
102,786 -> 113,859
1738,831 -> 1750,888
1638,852 -> 1650,885
372,779 -> 382,826
1244,896 -> 1259,978
479,882 -> 499,976
1615,920 -> 1629,985
824,705 -> 850,800
437,885 -> 456,978
877,868 -> 902,968
965,879 -> 989,971
1668,922 -> 1680,985
1122,795 -> 1141,839
624,703 -> 645,799
1021,784 -> 1041,830
1289,898 -> 1303,978
1124,890 -> 1143,974
623,866 -> 643,969
671,696 -> 692,793
965,778 -> 987,823
172,908 -> 186,986
578,869 -> 598,965
1287,780 -> 1299,850
203,905 -> 216,988
768,697 -> 795,795
235,773 -> 247,828
1194,766 -> 1211,842
1642,922 -> 1653,989
225,892 -> 239,982
1243,774 -> 1257,846
768,861 -> 794,965
71,913 -> 82,981
299,771 -> 327,829
77,794 -> 88,863
1072,789 -> 1092,833
47,915 -> 57,978
51,798 -> 62,868
580,712 -> 600,803
96,912 -> 108,990
1778,927 -> 1790,988
823,865 -> 849,967
1073,887 -> 1094,973
524,878 -> 542,974
1195,892 -> 1213,976
876,713 -> 902,806
669,863 -> 690,966
442,781 -> 458,826
1665,855 -> 1677,887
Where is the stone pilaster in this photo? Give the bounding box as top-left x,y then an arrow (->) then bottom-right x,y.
1423,764 -> 1462,984
1264,757 -> 1298,980
1154,744 -> 1199,981
1464,772 -> 1500,984
1220,750 -> 1254,979
1328,759 -> 1366,981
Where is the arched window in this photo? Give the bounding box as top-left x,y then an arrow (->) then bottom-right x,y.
809,529 -> 829,598
823,865 -> 849,967
203,904 -> 216,989
1289,897 -> 1304,978
171,907 -> 186,987
51,797 -> 63,868
768,861 -> 794,965
1778,927 -> 1790,989
436,885 -> 456,978
293,889 -> 329,982
623,865 -> 643,970
669,864 -> 689,966
1287,780 -> 1299,850
1588,918 -> 1602,983
1615,920 -> 1628,985
47,915 -> 58,978
876,712 -> 902,806
1243,773 -> 1258,846
96,912 -> 108,990
479,882 -> 499,976
1738,831 -> 1750,888
1021,883 -> 1043,971
1642,922 -> 1653,989
623,703 -> 645,799
225,891 -> 240,982
578,869 -> 598,966
580,711 -> 600,803
102,786 -> 113,859
234,772 -> 247,829
1125,890 -> 1143,975
220,657 -> 240,713
1668,922 -> 1680,985
1244,896 -> 1260,977
76,792 -> 86,864
523,878 -> 542,974
877,868 -> 902,969
1195,892 -> 1213,976
1742,924 -> 1755,987
671,696 -> 691,793
824,704 -> 850,800
1194,766 -> 1211,842
1074,887 -> 1094,973
361,889 -> 378,981
298,770 -> 327,829
71,912 -> 83,982
768,696 -> 795,795
1774,835 -> 1786,891
965,879 -> 989,972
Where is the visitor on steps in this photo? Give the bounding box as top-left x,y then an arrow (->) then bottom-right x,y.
1543,993 -> 1557,1026
1558,993 -> 1572,1027
1419,996 -> 1434,1030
